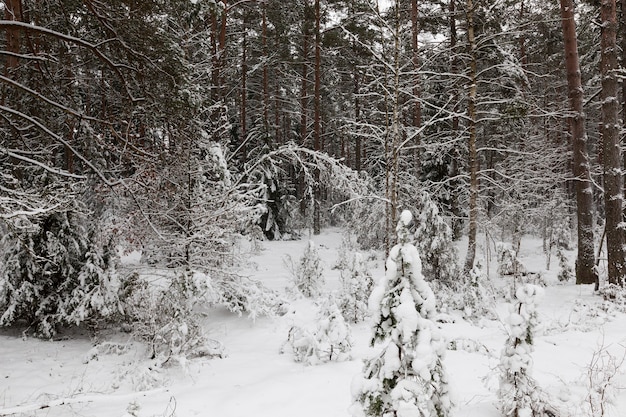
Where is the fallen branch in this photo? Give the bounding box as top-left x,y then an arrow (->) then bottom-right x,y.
0,388 -> 167,416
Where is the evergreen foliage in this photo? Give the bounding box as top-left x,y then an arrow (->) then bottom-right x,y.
414,191 -> 460,286
497,243 -> 527,277
288,240 -> 325,298
462,260 -> 495,320
339,252 -> 374,323
351,210 -> 452,417
0,209 -> 119,337
498,284 -> 552,417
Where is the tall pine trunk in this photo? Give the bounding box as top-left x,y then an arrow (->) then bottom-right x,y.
411,0 -> 421,176
463,0 -> 479,273
559,0 -> 598,285
240,16 -> 248,164
313,0 -> 322,235
262,5 -> 269,132
299,3 -> 310,216
620,0 -> 626,223
4,0 -> 22,70
601,0 -> 626,285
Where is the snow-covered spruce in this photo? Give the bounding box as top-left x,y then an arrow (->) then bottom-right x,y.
498,284 -> 553,417
461,260 -> 494,320
351,210 -> 452,417
0,210 -> 119,337
289,240 -> 325,298
414,191 -> 460,286
335,233 -> 357,271
340,252 -> 374,323
497,242 -> 527,277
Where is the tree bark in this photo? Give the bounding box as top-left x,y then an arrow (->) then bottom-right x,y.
354,64 -> 361,172
262,4 -> 269,131
620,0 -> 626,221
519,1 -> 527,68
600,0 -> 626,285
313,0 -> 321,235
411,0 -> 421,176
240,14 -> 248,164
559,0 -> 598,285
463,0 -> 479,273
4,0 -> 23,70
299,2 -> 310,216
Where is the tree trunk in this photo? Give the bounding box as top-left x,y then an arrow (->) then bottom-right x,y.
519,1 -> 527,68
411,0 -> 421,177
463,0 -> 479,273
299,3 -> 310,216
620,0 -> 626,223
313,0 -> 321,235
601,0 -> 626,285
449,0 -> 463,239
4,0 -> 23,70
450,0 -> 458,133
262,4 -> 269,132
354,64 -> 361,172
240,15 -> 248,164
559,0 -> 598,285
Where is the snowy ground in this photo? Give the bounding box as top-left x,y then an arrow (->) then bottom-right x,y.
1,229 -> 625,417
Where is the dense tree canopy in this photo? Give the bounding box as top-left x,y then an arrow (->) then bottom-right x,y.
2,0 -> 626,336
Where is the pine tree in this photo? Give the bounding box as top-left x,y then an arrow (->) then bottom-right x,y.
351,210 -> 452,417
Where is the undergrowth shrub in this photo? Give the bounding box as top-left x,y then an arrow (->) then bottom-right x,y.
119,270 -> 224,364
281,298 -> 352,365
216,274 -> 288,319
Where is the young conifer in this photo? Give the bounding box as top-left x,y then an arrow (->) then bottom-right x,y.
351,210 -> 452,417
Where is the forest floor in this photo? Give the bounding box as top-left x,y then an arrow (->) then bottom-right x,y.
1,229 -> 625,417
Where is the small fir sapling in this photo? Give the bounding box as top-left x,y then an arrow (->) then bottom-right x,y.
287,240 -> 325,298
461,260 -> 494,320
340,252 -> 374,323
351,210 -> 452,417
335,233 -> 357,270
414,191 -> 460,286
551,219 -> 573,282
556,251 -> 573,283
497,242 -> 527,277
543,201 -> 571,271
498,284 -> 552,417
315,298 -> 353,362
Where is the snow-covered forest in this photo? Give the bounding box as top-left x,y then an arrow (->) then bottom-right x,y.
2,0 -> 626,416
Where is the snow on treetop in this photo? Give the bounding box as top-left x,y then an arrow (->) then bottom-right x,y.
515,284 -> 544,304
399,210 -> 413,226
